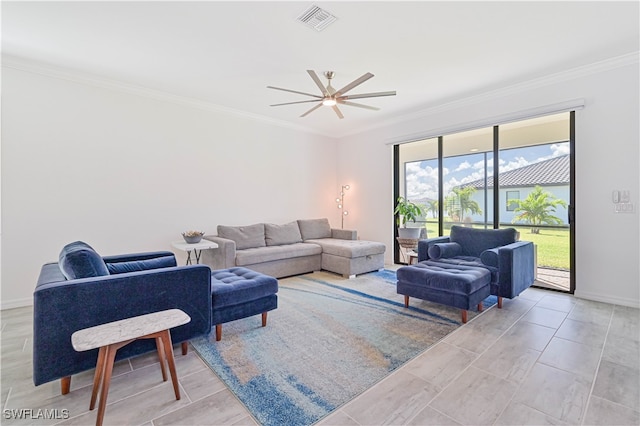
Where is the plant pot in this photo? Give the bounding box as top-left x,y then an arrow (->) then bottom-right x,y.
397,227 -> 421,239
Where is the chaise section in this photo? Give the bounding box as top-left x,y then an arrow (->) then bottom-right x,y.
305,238 -> 386,278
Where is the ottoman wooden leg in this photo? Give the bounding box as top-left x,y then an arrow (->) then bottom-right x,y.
215,324 -> 222,342
461,310 -> 468,323
477,302 -> 484,312
497,296 -> 503,309
181,342 -> 188,355
404,295 -> 409,308
262,312 -> 268,327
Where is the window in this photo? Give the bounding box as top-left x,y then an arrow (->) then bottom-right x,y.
506,191 -> 520,211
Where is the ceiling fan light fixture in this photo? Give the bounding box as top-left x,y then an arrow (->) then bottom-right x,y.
267,70 -> 396,119
322,98 -> 337,106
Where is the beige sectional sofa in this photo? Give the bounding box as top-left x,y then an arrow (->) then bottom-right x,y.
201,218 -> 385,278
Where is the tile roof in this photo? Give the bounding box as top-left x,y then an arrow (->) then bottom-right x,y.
461,154 -> 569,189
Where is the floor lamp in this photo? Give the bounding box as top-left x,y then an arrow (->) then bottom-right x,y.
336,184 -> 350,229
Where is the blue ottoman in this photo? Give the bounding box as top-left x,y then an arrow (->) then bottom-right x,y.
210,267 -> 278,341
396,260 -> 491,323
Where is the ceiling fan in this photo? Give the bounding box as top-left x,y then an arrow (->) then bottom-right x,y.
267,70 -> 396,119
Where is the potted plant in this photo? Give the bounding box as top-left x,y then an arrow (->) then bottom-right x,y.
394,196 -> 425,239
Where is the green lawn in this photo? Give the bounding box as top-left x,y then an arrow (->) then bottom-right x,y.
419,221 -> 570,270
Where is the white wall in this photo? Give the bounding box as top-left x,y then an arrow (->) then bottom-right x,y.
3,57 -> 638,309
338,58 -> 640,308
1,66 -> 338,308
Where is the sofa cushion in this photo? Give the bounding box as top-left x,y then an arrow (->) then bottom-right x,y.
218,223 -> 266,250
297,218 -> 332,240
306,239 -> 386,258
106,255 -> 177,274
58,241 -> 110,280
235,243 -> 322,266
265,221 -> 303,246
429,257 -> 499,283
428,242 -> 462,260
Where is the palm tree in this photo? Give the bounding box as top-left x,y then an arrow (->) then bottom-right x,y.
512,186 -> 568,234
426,200 -> 439,218
450,187 -> 482,222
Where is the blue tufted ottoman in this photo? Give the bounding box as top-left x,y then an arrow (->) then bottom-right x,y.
396,260 -> 491,323
210,267 -> 278,341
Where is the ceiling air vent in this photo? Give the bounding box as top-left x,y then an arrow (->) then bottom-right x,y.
296,5 -> 337,32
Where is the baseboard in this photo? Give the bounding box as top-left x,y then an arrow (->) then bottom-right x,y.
574,290 -> 639,309
1,297 -> 33,311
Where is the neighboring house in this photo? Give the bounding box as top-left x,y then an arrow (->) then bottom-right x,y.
455,154 -> 570,225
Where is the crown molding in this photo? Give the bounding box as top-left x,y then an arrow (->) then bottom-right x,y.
338,51 -> 640,139
1,55 -> 338,139
4,51 -> 637,141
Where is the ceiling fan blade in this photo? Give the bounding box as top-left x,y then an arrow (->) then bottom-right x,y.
341,91 -> 396,100
271,99 -> 322,107
300,103 -> 323,118
338,100 -> 380,111
267,86 -> 322,98
332,105 -> 344,119
335,72 -> 374,96
307,70 -> 329,96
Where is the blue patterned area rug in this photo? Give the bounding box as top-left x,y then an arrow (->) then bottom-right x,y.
191,269 -> 496,426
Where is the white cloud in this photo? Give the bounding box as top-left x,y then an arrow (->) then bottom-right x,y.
455,161 -> 471,172
406,163 -> 440,199
499,156 -> 530,173
550,142 -> 570,157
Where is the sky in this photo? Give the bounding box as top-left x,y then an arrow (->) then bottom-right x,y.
405,141 -> 570,201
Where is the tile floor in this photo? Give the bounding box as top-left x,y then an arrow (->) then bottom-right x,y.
1,282 -> 639,425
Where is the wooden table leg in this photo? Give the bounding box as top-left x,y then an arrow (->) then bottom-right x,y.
95,345 -> 116,426
90,347 -> 107,410
160,330 -> 180,400
155,337 -> 168,382
93,339 -> 132,426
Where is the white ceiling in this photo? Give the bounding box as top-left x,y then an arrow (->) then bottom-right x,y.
2,1 -> 639,138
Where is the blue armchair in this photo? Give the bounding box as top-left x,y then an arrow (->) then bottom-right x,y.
34,241 -> 212,394
416,225 -> 535,306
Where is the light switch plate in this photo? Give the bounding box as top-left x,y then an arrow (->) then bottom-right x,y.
614,203 -> 634,213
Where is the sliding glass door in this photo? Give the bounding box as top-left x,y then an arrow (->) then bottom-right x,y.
498,113 -> 572,291
441,127 -> 494,234
396,112 -> 574,293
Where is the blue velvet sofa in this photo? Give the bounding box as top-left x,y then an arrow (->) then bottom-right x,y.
410,225 -> 535,307
34,242 -> 212,394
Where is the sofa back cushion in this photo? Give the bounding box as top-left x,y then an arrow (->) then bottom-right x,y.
265,221 -> 303,246
217,223 -> 266,250
297,218 -> 332,240
58,241 -> 110,280
449,225 -> 517,257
